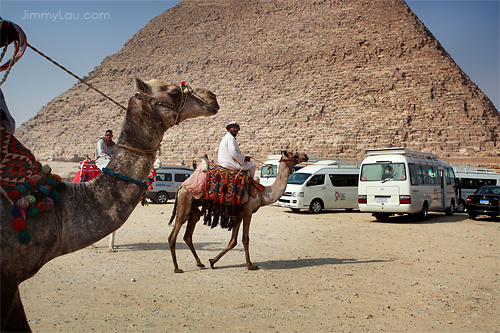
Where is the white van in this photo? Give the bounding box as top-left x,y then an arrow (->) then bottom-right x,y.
145,165 -> 193,204
358,148 -> 457,221
278,160 -> 361,213
260,155 -> 348,186
453,166 -> 500,212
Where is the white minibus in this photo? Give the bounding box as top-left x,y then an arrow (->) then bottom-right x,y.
278,160 -> 361,213
260,155 -> 350,186
453,166 -> 500,212
358,148 -> 457,221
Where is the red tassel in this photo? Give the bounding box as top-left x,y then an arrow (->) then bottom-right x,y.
12,217 -> 25,232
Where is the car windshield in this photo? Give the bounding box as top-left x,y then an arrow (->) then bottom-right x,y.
288,172 -> 311,185
475,186 -> 500,195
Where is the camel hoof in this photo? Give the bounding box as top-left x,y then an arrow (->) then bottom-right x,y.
247,265 -> 259,270
209,259 -> 216,269
108,247 -> 117,252
197,263 -> 206,268
174,268 -> 184,273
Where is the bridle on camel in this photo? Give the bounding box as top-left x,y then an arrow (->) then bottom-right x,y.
279,158 -> 298,172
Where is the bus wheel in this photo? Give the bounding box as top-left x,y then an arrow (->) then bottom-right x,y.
445,201 -> 455,216
416,202 -> 428,221
290,208 -> 301,212
309,199 -> 323,214
455,200 -> 466,213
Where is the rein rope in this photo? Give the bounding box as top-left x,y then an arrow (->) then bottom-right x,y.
27,43 -> 127,110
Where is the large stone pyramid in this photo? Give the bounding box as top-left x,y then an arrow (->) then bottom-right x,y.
16,0 -> 500,169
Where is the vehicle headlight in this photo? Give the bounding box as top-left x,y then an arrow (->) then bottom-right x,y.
292,192 -> 304,197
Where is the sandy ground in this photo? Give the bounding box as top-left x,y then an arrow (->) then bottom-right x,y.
17,162 -> 500,332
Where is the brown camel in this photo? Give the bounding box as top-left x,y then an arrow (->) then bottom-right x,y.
0,78 -> 219,332
168,151 -> 308,273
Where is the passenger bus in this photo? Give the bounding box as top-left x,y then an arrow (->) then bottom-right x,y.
453,166 -> 500,212
358,148 -> 457,221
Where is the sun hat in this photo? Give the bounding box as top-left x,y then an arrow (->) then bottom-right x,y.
226,121 -> 240,130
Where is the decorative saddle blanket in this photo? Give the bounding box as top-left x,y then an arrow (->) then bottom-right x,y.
1,125 -> 41,190
1,124 -> 67,244
202,162 -> 247,230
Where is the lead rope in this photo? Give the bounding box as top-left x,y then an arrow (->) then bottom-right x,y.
27,43 -> 127,110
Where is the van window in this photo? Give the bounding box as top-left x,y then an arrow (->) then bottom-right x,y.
329,174 -> 359,187
288,173 -> 311,185
261,164 -> 277,178
308,174 -> 325,186
175,173 -> 191,182
156,173 -> 172,182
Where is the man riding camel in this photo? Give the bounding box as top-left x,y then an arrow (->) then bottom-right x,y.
218,121 -> 256,178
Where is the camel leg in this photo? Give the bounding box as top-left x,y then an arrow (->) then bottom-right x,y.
168,217 -> 187,273
183,206 -> 205,268
209,218 -> 242,269
2,284 -> 31,332
241,215 -> 258,270
108,231 -> 117,252
168,194 -> 194,273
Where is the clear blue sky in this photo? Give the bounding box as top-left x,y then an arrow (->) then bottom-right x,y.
1,0 -> 498,128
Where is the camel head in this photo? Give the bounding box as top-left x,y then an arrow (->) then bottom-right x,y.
281,150 -> 309,165
134,78 -> 219,125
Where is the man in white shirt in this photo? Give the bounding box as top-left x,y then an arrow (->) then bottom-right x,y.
95,130 -> 116,170
218,121 -> 256,178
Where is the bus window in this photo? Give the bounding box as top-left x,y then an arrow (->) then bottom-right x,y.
429,166 -> 438,185
477,178 -> 496,187
409,163 -> 418,185
444,168 -> 455,185
360,163 -> 405,181
415,164 -> 425,185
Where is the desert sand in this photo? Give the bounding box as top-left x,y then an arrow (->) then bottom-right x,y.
17,162 -> 500,332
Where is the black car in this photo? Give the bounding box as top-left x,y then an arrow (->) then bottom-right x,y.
465,185 -> 500,220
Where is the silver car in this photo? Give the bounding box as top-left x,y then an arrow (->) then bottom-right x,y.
145,166 -> 193,204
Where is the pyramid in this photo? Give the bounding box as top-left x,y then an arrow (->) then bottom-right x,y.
15,0 -> 499,170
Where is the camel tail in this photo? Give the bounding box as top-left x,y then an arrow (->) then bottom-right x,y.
168,188 -> 179,226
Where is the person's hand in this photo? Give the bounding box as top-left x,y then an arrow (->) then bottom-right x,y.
244,156 -> 251,162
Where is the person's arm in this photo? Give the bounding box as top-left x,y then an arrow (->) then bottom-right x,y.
227,137 -> 245,165
96,139 -> 108,158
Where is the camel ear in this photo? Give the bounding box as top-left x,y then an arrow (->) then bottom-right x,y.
283,151 -> 289,157
135,78 -> 148,93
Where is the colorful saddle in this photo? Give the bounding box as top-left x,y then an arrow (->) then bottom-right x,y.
202,162 -> 247,230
